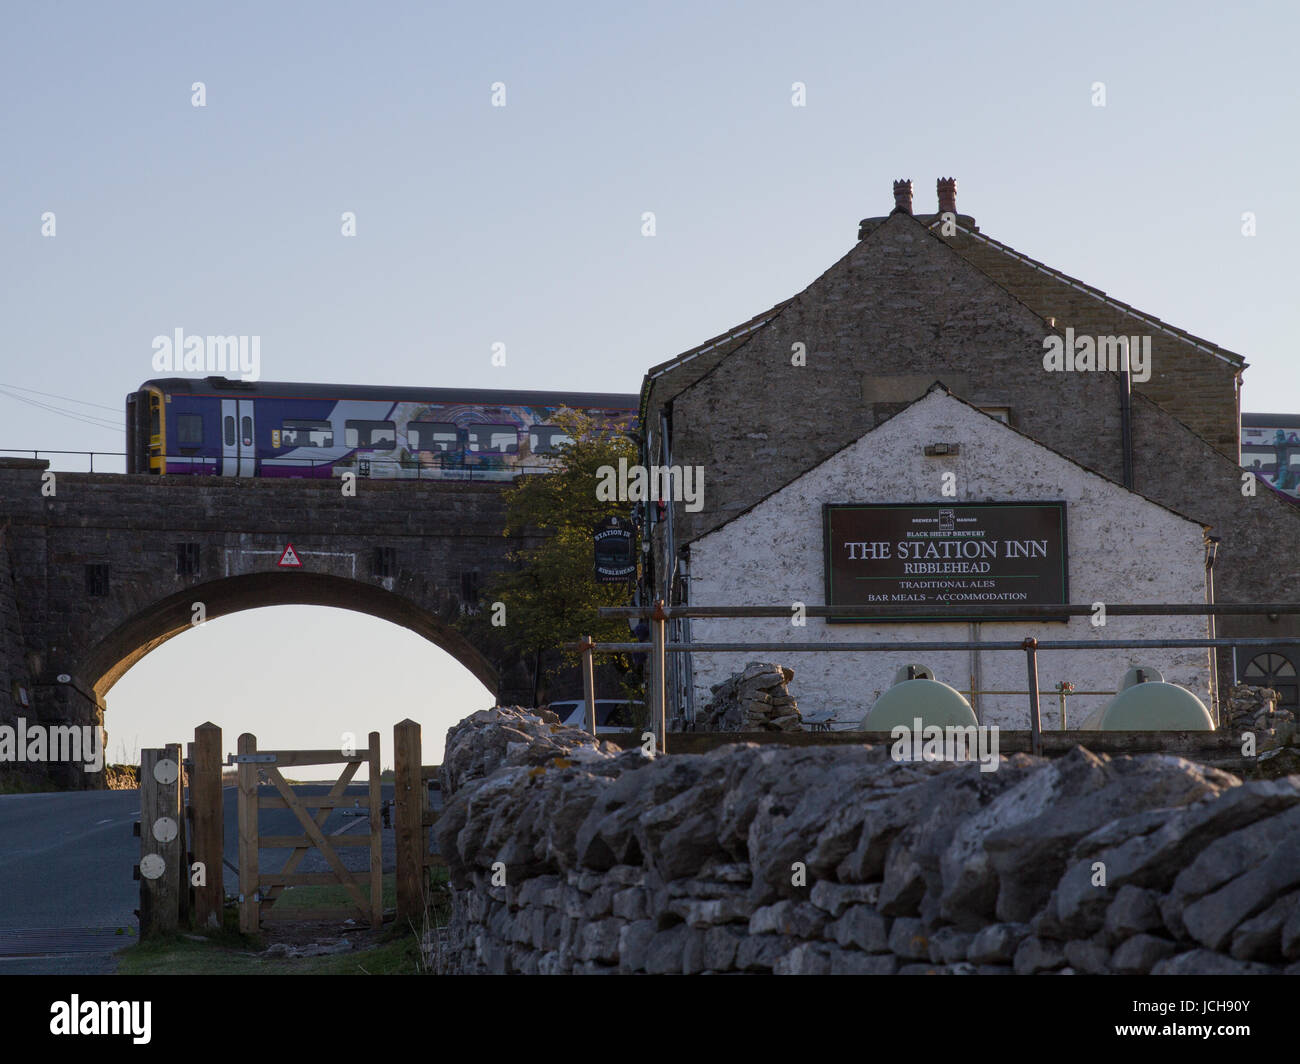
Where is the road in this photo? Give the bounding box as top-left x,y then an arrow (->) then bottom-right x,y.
0,780 -> 431,974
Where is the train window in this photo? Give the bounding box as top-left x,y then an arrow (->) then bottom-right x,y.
176,414 -> 203,446
241,416 -> 253,447
466,424 -> 519,454
150,404 -> 160,438
345,420 -> 396,450
224,416 -> 235,447
408,422 -> 459,452
528,425 -> 574,454
281,419 -> 334,448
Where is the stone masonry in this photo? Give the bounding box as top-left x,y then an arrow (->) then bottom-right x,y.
433,707 -> 1300,975
0,459 -> 539,786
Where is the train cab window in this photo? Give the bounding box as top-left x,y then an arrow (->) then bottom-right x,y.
408,422 -> 460,452
224,416 -> 236,447
466,424 -> 519,454
344,420 -> 396,449
150,403 -> 161,438
176,414 -> 203,446
281,419 -> 334,447
528,425 -> 574,454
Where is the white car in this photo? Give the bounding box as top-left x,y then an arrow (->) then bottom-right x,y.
545,699 -> 643,734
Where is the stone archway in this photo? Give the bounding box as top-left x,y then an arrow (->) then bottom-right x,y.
82,570 -> 501,702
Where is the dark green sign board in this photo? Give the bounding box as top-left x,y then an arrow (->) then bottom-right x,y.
593,516 -> 636,584
823,501 -> 1069,622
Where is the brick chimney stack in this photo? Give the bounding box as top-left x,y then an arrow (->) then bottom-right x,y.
892,179 -> 913,215
937,177 -> 957,214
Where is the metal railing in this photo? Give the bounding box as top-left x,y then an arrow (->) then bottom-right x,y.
566,601 -> 1300,756
0,449 -> 557,480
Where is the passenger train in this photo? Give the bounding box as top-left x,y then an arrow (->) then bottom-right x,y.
125,377 -> 638,478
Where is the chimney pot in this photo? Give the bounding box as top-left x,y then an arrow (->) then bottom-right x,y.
892,179 -> 913,215
937,177 -> 957,215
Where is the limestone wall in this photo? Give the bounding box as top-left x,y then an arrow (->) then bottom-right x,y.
433,707 -> 1300,975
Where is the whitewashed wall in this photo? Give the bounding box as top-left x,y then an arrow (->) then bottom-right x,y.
687,391 -> 1211,729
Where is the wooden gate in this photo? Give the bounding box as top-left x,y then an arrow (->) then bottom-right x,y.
234,731 -> 384,932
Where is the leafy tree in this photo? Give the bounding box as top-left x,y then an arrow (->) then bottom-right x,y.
461,408 -> 643,705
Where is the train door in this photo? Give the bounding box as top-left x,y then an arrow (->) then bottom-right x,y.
221,399 -> 238,476
221,399 -> 257,476
238,399 -> 256,476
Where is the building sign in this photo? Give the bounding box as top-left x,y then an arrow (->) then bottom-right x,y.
593,516 -> 636,583
823,502 -> 1068,621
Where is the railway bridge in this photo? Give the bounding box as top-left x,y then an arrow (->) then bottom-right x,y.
0,459 -> 537,785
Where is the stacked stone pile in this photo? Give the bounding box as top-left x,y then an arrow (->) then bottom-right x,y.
434,707 -> 1300,974
695,662 -> 801,732
1222,684 -> 1296,745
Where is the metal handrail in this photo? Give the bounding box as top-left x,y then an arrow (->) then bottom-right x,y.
574,601 -> 1300,756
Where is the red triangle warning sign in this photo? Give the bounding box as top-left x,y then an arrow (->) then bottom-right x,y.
277,544 -> 302,568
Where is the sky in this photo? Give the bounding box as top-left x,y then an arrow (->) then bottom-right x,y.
2,1 -> 1298,767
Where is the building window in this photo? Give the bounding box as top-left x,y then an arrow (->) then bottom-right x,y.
1243,652 -> 1298,709
176,414 -> 203,446
345,420 -> 396,449
85,564 -> 109,597
176,543 -> 201,576
373,547 -> 397,579
281,419 -> 334,447
980,407 -> 1011,425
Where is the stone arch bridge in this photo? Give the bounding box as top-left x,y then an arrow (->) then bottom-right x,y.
0,459 -> 540,786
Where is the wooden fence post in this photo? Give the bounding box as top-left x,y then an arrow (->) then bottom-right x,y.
190,723 -> 224,930
393,719 -> 423,924
139,746 -> 183,938
367,731 -> 383,929
237,733 -> 259,934
170,742 -> 190,929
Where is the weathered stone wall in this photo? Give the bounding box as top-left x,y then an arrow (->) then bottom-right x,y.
694,662 -> 801,732
434,708 -> 1300,975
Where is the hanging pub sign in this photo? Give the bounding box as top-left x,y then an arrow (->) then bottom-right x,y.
823,501 -> 1068,622
593,516 -> 637,583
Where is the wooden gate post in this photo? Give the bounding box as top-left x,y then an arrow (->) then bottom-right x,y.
393,719 -> 423,924
237,733 -> 260,934
367,731 -> 383,929
190,723 -> 224,930
139,746 -> 183,938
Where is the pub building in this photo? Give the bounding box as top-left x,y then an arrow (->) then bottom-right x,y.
636,179 -> 1300,728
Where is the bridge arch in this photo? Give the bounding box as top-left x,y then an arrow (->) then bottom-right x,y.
82,571 -> 500,701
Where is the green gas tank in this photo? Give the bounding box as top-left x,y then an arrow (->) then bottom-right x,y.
1095,665 -> 1215,731
861,664 -> 979,730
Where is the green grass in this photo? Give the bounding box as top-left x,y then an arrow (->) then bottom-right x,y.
116,932 -> 424,975
115,870 -> 450,975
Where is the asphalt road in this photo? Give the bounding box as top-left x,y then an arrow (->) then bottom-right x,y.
0,780 -> 424,974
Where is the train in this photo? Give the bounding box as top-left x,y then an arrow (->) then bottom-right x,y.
1241,412 -> 1300,501
125,377 -> 638,478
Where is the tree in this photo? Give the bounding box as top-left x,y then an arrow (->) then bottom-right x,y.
461,408 -> 642,705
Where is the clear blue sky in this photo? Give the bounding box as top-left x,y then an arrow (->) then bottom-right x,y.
3,1 -> 1297,766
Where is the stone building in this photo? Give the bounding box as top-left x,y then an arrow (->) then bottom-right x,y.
639,179 -> 1300,723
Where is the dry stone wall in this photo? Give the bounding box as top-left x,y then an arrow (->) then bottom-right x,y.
433,708 -> 1300,975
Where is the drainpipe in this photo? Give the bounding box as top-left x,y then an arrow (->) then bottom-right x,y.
1205,535 -> 1221,725
1119,358 -> 1134,490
